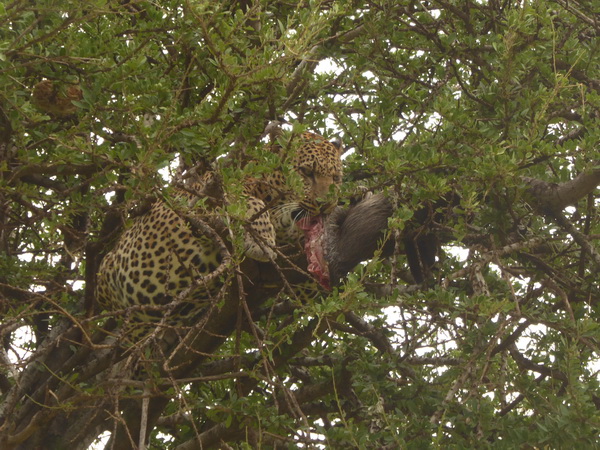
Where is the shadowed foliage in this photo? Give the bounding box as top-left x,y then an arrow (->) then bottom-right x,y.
0,1 -> 599,448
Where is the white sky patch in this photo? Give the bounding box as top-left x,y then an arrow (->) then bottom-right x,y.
69,279 -> 85,291
88,431 -> 110,450
425,111 -> 442,128
362,70 -> 376,79
158,154 -> 178,181
315,58 -> 339,75
17,252 -> 34,263
7,325 -> 36,367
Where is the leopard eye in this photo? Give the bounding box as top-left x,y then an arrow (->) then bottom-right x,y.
298,166 -> 313,178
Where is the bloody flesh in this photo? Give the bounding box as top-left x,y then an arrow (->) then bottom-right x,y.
296,216 -> 331,290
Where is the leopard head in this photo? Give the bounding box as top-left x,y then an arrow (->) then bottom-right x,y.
293,132 -> 343,216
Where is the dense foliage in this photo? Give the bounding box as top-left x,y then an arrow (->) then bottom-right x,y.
0,0 -> 599,448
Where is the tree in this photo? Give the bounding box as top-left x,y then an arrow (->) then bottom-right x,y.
1,0 -> 599,448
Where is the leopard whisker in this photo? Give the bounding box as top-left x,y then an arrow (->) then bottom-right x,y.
270,202 -> 301,218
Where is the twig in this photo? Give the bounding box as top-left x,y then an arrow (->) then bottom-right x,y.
552,211 -> 600,269
443,237 -> 545,288
139,384 -> 150,450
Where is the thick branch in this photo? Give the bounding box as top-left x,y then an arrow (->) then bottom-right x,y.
508,344 -> 568,383
524,168 -> 600,212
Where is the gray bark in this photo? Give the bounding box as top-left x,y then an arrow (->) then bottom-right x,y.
524,168 -> 600,213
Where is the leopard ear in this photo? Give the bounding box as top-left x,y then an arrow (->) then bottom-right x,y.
263,120 -> 286,155
264,120 -> 284,142
330,137 -> 344,155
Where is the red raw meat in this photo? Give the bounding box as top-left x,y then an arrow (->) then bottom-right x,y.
296,216 -> 331,290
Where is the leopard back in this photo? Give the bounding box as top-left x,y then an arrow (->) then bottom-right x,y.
96,132 -> 343,328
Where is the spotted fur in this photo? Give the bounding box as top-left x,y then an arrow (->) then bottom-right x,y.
96,132 -> 343,325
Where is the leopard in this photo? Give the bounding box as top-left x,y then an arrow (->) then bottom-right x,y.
96,132 -> 343,330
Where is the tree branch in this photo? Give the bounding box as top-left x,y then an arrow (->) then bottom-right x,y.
524,168 -> 600,213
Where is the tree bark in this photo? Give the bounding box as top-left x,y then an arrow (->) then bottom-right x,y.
524,168 -> 600,213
